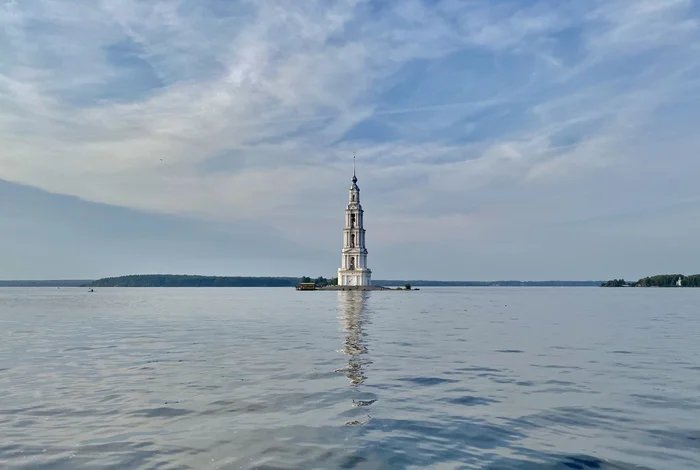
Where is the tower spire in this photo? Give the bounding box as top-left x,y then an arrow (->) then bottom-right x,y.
352,153 -> 357,183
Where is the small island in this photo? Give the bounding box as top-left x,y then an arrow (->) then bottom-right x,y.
601,274 -> 700,287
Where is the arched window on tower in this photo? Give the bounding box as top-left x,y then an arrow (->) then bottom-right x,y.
350,234 -> 355,248
349,257 -> 355,270
350,214 -> 356,228
351,194 -> 355,202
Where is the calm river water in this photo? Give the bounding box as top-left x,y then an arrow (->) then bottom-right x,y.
1,287 -> 699,469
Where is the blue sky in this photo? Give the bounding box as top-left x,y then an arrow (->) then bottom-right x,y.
1,0 -> 700,280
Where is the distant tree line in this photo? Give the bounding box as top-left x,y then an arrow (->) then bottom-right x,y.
79,274 -> 606,288
0,280 -> 90,287
14,274 -> 700,289
376,280 -> 602,287
85,274 -> 344,288
601,274 -> 700,287
638,274 -> 700,287
86,275 -> 301,287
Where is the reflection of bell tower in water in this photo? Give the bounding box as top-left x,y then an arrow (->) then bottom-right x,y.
337,291 -> 371,385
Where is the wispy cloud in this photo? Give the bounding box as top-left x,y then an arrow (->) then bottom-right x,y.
1,0 -> 699,279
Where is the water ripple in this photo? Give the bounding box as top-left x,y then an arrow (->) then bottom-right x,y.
1,287 -> 699,469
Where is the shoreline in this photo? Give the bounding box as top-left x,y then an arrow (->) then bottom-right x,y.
318,285 -> 394,291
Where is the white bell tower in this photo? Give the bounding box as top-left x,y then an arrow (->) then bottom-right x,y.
337,157 -> 372,287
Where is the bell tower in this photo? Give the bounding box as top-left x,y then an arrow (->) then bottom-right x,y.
337,157 -> 372,287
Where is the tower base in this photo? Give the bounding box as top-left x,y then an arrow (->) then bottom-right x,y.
337,269 -> 371,287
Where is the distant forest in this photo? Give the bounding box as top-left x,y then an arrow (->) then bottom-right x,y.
7,274 -> 699,288
0,275 -> 605,288
77,275 -> 602,288
86,275 -> 300,287
601,274 -> 700,287
377,280 -> 601,287
0,280 -> 90,287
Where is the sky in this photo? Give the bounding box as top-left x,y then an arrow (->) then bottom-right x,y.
1,0 -> 700,281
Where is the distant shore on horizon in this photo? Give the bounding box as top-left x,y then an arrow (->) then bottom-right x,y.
4,273 -> 699,288
0,274 -> 603,288
601,274 -> 700,288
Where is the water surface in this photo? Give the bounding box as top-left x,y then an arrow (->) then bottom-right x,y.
1,287 -> 699,469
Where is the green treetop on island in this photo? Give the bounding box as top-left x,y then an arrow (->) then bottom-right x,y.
299,276 -> 338,287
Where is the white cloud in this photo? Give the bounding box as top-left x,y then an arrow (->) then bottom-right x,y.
1,0 -> 700,267
587,0 -> 698,53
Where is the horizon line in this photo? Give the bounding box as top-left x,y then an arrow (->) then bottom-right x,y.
0,274 -> 608,283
